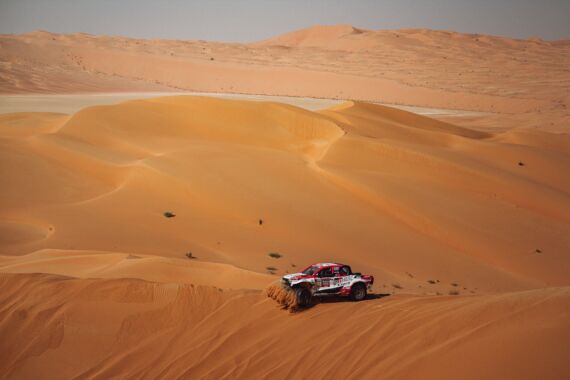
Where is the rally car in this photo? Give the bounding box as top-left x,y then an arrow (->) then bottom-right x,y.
282,263 -> 374,307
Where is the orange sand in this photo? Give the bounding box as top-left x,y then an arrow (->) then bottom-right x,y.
1,25 -> 569,130
0,95 -> 568,378
0,24 -> 569,379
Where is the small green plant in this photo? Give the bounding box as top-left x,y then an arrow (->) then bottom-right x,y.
268,252 -> 282,259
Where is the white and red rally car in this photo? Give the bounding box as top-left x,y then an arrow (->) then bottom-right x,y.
282,263 -> 374,307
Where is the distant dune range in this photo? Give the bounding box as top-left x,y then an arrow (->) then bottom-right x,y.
1,25 -> 569,130
0,25 -> 569,379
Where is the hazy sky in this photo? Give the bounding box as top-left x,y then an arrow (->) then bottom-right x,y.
1,0 -> 569,41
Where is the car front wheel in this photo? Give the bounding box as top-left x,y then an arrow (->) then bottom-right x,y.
295,287 -> 312,308
350,283 -> 366,301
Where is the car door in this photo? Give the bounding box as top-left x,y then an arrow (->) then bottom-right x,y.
316,267 -> 334,291
334,265 -> 350,288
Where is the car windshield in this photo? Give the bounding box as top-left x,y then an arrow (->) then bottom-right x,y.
302,265 -> 319,275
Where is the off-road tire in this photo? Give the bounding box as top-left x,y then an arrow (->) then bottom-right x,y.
295,287 -> 312,308
350,283 -> 366,301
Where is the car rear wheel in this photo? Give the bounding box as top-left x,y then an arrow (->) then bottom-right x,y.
350,283 -> 366,301
295,287 -> 312,308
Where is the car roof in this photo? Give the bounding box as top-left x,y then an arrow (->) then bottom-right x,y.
311,263 -> 347,268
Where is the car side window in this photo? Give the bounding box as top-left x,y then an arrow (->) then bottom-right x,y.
340,266 -> 351,276
319,268 -> 333,277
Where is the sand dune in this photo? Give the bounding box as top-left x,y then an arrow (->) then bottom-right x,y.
1,25 -> 569,378
2,26 -> 569,130
0,272 -> 568,379
0,249 -> 274,290
0,95 -> 568,378
2,96 -> 568,291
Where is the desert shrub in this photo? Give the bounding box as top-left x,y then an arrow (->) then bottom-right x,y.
185,252 -> 196,259
392,283 -> 402,289
449,289 -> 460,295
451,282 -> 459,287
163,211 -> 176,218
268,252 -> 282,259
427,279 -> 437,284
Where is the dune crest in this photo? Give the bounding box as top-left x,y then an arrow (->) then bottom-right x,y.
253,24 -> 367,47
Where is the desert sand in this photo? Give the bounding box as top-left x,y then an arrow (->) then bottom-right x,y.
2,25 -> 569,130
1,25 -> 569,379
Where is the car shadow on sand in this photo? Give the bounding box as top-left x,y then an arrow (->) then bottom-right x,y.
299,293 -> 391,311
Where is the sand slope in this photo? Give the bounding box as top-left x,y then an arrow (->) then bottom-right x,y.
2,96 -> 568,290
0,272 -> 568,379
0,96 -> 569,378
